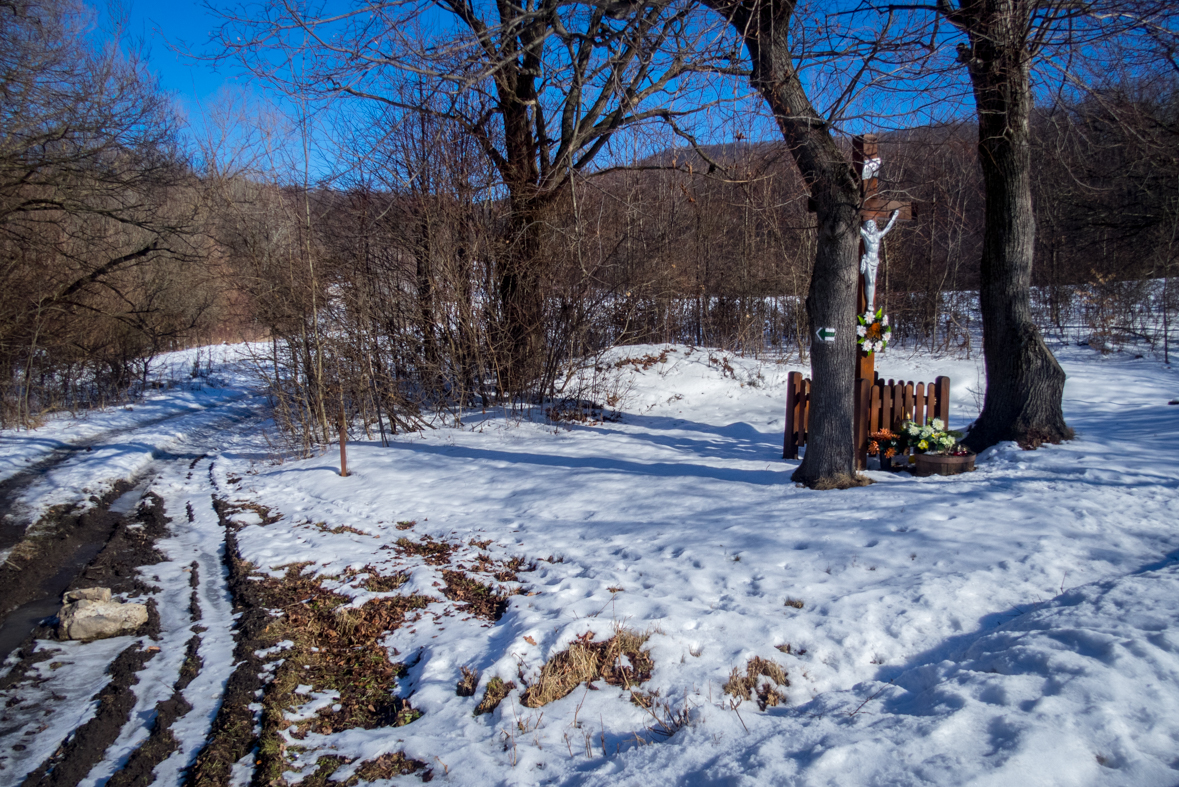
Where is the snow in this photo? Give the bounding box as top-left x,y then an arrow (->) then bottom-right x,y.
208,343 -> 1179,785
3,340 -> 1179,785
0,343 -> 262,547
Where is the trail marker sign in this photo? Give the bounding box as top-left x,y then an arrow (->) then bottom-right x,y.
816,327 -> 836,343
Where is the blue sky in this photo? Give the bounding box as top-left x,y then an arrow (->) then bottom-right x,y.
124,0 -> 339,179
128,0 -> 238,110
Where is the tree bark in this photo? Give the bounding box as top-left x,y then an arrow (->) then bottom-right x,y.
497,197 -> 548,397
702,0 -> 863,486
946,1 -> 1073,450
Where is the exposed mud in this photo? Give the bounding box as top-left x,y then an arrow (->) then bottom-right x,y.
107,635 -> 204,787
0,484 -> 132,662
0,488 -> 168,662
182,499 -> 275,787
0,407 -> 225,554
70,491 -> 171,599
19,643 -> 158,787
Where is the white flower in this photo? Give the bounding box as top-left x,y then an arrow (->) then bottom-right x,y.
857,325 -> 867,337
882,315 -> 890,326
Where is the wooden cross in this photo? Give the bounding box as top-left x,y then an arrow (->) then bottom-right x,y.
852,134 -> 917,383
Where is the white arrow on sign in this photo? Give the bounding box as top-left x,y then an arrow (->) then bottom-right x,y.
815,327 -> 836,342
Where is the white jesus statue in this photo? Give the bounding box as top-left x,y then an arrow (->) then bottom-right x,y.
860,209 -> 900,312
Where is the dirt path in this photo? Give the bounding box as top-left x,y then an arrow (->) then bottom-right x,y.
0,394 -> 264,786
0,393 -> 249,555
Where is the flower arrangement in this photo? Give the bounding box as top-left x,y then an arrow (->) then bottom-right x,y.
900,417 -> 966,455
867,428 -> 902,459
856,309 -> 891,354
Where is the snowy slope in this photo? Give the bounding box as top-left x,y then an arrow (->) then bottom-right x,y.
202,343 -> 1179,786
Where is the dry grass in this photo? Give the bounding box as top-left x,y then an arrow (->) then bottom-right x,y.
396,535 -> 455,565
474,677 -> 515,715
521,627 -> 653,708
222,500 -> 282,527
456,666 -> 479,697
299,752 -> 430,786
441,570 -> 510,620
248,566 -> 428,784
810,473 -> 873,491
361,569 -> 408,593
774,643 -> 807,656
353,752 -> 431,782
723,656 -> 789,711
784,597 -> 804,609
395,520 -> 417,530
312,521 -> 369,537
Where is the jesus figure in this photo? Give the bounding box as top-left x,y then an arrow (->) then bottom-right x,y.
860,209 -> 900,312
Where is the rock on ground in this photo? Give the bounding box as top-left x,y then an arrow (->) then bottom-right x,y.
58,599 -> 147,640
64,587 -> 112,603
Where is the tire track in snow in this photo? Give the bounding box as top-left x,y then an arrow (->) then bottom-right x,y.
69,454 -> 256,786
0,398 -> 264,786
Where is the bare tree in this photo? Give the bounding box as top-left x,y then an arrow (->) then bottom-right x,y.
0,0 -> 204,425
211,0 -> 740,396
697,0 -> 917,486
927,0 -> 1178,449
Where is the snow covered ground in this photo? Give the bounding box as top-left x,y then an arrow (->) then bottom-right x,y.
0,345 -> 264,557
3,340 -> 1179,785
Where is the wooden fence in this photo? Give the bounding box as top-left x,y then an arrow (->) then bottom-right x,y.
783,372 -> 951,466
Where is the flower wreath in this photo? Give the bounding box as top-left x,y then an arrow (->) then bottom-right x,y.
856,308 -> 891,354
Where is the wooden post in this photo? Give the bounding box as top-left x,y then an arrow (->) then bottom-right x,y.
784,371 -> 802,459
338,407 -> 349,478
852,135 -> 918,445
935,376 -> 951,424
855,377 -> 871,469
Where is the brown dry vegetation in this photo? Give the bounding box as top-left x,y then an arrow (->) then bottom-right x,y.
810,473 -> 873,491
521,628 -> 653,708
246,565 -> 429,784
723,656 -> 789,711
362,569 -> 409,593
474,677 -> 516,716
441,570 -> 511,621
299,752 -> 432,786
456,666 -> 480,697
396,536 -> 456,566
312,521 -> 371,537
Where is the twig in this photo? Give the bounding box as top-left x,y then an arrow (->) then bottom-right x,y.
847,681 -> 894,718
573,684 -> 589,728
730,699 -> 749,732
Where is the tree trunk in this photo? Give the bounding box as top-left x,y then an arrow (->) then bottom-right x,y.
415,206 -> 438,377
497,199 -> 547,397
703,0 -> 863,486
956,20 -> 1072,451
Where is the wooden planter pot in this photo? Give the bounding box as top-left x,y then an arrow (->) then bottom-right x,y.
912,452 -> 976,477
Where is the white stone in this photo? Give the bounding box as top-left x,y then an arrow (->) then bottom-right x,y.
63,587 -> 112,603
58,599 -> 148,640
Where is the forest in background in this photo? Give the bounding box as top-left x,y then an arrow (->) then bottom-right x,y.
2,0 -> 1177,448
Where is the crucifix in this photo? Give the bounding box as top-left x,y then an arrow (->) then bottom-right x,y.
852,134 -> 916,382
785,138 -> 931,465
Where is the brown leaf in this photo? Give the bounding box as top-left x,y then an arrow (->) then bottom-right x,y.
524,635 -> 537,646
